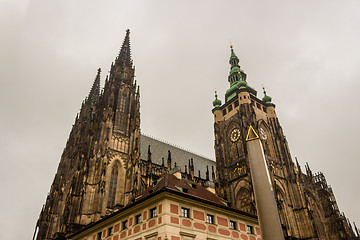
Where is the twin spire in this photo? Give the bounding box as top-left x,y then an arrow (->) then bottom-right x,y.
87,29 -> 133,103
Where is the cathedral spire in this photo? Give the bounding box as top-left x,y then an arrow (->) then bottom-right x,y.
228,44 -> 247,87
87,68 -> 101,105
116,29 -> 132,67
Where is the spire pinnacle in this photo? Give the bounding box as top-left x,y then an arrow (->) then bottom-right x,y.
116,29 -> 132,67
213,90 -> 222,107
262,85 -> 272,104
87,68 -> 101,105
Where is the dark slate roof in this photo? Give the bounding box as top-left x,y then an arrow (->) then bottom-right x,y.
140,134 -> 216,174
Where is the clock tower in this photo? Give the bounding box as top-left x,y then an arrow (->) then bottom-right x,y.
212,45 -> 354,239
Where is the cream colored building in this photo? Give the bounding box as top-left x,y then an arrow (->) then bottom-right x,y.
69,171 -> 262,240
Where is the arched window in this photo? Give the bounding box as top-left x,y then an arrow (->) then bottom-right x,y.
236,188 -> 256,214
107,165 -> 118,207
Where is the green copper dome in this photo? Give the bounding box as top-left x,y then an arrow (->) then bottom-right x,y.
262,86 -> 272,104
213,91 -> 222,107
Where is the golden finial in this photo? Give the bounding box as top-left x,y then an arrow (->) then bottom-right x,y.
230,41 -> 233,49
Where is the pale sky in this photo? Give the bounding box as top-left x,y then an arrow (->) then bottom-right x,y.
1,1 -> 359,239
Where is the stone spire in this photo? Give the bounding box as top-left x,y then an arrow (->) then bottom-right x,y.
116,29 -> 132,67
87,68 -> 101,105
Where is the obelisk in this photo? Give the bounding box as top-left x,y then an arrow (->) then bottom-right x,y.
246,125 -> 284,240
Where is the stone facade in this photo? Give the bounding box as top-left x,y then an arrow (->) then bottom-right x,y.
35,30 -> 216,240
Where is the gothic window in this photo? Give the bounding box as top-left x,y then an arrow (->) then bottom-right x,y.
118,94 -> 127,132
119,94 -> 127,113
236,188 -> 256,214
107,165 -> 118,207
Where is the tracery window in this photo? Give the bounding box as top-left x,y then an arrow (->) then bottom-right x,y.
118,94 -> 127,132
107,164 -> 118,207
236,188 -> 256,214
119,94 -> 126,113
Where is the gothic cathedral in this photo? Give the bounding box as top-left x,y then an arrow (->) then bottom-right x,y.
35,30 -> 357,240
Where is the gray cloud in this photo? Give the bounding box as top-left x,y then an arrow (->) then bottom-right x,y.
1,1 -> 359,239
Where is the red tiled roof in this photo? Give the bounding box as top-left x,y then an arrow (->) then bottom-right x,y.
137,173 -> 254,217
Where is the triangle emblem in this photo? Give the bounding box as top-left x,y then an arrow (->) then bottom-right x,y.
246,125 -> 259,141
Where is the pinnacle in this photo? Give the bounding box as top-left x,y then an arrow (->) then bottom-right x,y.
116,29 -> 133,67
87,68 -> 101,105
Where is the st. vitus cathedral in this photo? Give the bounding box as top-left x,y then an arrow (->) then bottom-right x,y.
35,30 -> 358,240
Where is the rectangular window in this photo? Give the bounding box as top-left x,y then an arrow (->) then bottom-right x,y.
206,214 -> 214,224
263,106 -> 267,113
228,105 -> 233,112
181,207 -> 190,218
150,207 -> 157,218
234,100 -> 239,108
222,109 -> 227,116
251,100 -> 254,106
135,214 -> 142,224
247,225 -> 254,234
97,232 -> 102,240
230,220 -> 237,230
256,103 -> 261,109
122,220 -> 128,230
107,226 -> 113,236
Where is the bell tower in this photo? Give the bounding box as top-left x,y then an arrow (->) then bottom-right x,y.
35,29 -> 141,240
212,45 -> 355,239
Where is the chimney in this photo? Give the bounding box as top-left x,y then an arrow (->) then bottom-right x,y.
170,166 -> 182,179
204,181 -> 215,194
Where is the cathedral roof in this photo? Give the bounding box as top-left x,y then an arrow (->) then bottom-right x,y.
140,134 -> 216,174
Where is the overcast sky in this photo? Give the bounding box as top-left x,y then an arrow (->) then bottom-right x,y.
1,0 -> 360,239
